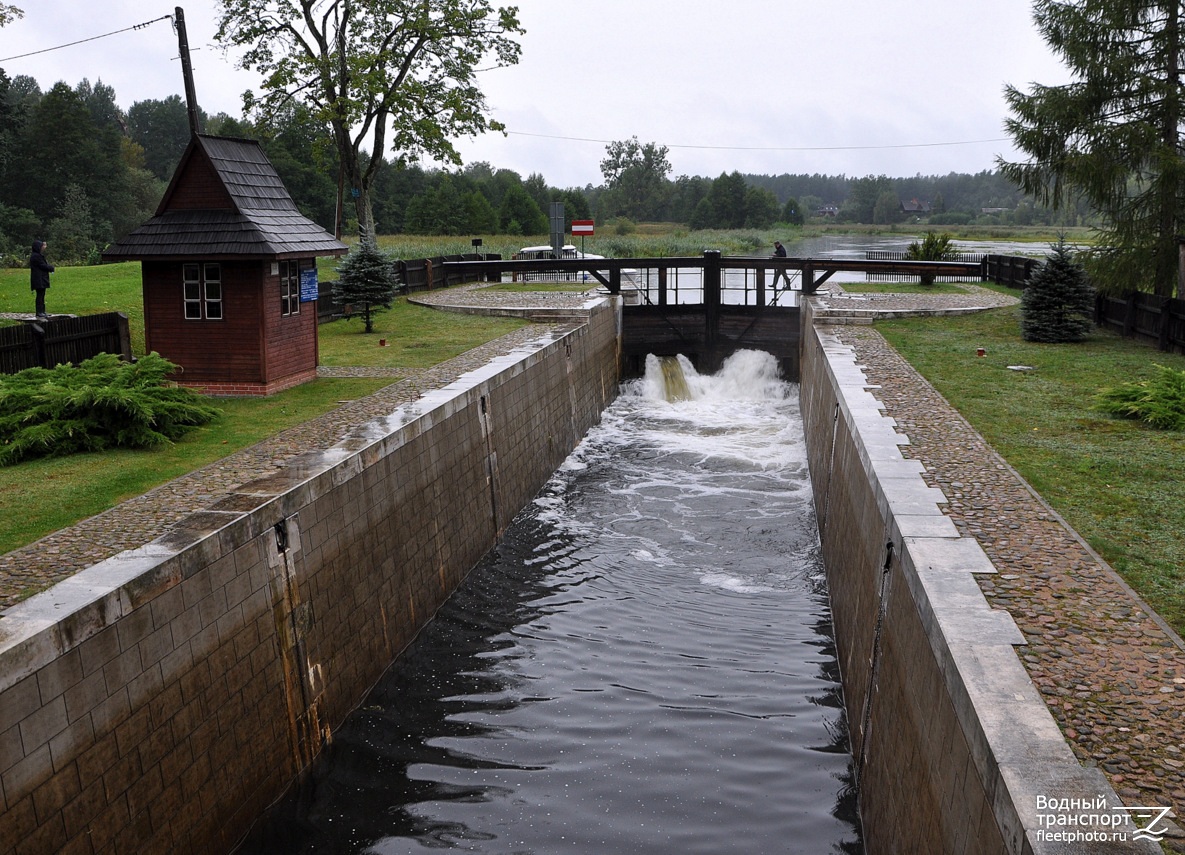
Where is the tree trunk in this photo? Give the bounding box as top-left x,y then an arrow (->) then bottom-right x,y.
353,188 -> 377,249
1161,0 -> 1182,299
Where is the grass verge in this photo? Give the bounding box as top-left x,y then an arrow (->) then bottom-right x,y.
877,302 -> 1185,634
0,289 -> 526,554
0,376 -> 392,555
0,263 -> 146,353
318,298 -> 525,368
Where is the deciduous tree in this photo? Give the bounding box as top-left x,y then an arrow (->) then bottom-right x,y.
214,0 -> 523,246
599,137 -> 672,222
498,183 -> 547,235
1000,1 -> 1185,297
127,95 -> 197,182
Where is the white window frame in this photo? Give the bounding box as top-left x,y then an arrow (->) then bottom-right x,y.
182,262 -> 223,321
279,260 -> 301,317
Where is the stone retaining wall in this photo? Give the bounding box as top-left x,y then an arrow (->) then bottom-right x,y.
0,300 -> 619,855
799,304 -> 1156,854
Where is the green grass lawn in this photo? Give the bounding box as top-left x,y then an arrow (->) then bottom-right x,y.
0,263 -> 526,556
1,262 -> 147,352
319,298 -> 525,368
0,376 -> 392,558
876,302 -> 1185,634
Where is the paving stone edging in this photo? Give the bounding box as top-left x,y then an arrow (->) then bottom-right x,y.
811,284 -> 1185,850
806,318 -> 1162,852
0,319 -> 576,611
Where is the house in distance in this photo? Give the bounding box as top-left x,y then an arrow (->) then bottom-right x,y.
104,134 -> 348,395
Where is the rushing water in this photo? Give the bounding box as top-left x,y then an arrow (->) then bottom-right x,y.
240,350 -> 862,855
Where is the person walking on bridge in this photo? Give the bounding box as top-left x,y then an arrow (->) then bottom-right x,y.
771,240 -> 792,289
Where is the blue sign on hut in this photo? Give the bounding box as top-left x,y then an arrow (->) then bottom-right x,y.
104,134 -> 347,395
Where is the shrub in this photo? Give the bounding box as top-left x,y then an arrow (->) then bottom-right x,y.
1094,364 -> 1185,431
0,353 -> 220,465
1020,239 -> 1095,343
904,231 -> 955,286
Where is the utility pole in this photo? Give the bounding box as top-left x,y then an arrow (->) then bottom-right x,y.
174,6 -> 202,136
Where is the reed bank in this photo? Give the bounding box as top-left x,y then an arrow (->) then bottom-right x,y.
0,294 -> 1158,854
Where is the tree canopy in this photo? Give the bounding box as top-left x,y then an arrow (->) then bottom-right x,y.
214,0 -> 524,244
599,137 -> 672,222
1000,0 -> 1185,297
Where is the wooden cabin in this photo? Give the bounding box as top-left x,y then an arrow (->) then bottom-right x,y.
104,135 -> 347,395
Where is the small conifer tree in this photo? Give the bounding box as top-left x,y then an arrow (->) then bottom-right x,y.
1020,239 -> 1095,343
332,239 -> 400,333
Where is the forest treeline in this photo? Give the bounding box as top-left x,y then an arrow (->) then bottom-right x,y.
0,71 -> 1095,264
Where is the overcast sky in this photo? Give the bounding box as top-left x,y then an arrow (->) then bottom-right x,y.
3,0 -> 1071,189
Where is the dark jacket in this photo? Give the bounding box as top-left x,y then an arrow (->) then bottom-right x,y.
30,241 -> 53,291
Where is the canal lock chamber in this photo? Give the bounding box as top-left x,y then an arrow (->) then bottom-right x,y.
237,349 -> 864,854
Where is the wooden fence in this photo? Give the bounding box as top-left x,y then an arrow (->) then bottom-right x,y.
862,251 -> 1044,288
317,252 -> 501,322
983,254 -> 1043,289
0,312 -> 133,374
1095,291 -> 1185,354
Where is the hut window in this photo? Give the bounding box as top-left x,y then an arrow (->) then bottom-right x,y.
183,263 -> 223,320
280,261 -> 300,317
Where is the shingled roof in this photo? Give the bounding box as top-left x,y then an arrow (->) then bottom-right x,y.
104,135 -> 347,261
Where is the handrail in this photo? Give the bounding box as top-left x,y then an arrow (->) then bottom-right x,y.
442,252 -> 986,298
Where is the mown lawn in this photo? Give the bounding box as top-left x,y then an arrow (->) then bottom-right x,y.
0,263 -> 526,556
876,301 -> 1185,634
0,375 -> 391,558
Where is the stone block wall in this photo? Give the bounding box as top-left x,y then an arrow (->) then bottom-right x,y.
0,301 -> 619,855
799,311 -> 1156,854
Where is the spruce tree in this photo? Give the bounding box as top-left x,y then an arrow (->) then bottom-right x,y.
332,240 -> 400,333
1000,1 -> 1185,298
1020,239 -> 1096,343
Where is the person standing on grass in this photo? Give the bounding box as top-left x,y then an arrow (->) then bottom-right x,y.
29,240 -> 54,320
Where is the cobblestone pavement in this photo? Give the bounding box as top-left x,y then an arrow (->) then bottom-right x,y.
409,282 -> 600,310
6,281 -> 1184,842
824,298 -> 1185,847
815,281 -> 1022,314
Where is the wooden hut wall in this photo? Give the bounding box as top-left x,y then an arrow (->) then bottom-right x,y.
164,152 -> 236,210
260,260 -> 318,382
142,260 -> 266,383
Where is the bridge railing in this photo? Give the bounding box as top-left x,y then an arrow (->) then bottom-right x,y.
442,252 -> 988,308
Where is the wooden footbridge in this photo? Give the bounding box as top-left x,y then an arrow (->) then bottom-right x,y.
446,251 -> 985,380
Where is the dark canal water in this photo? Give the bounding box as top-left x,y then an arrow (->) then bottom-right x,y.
239,350 -> 862,854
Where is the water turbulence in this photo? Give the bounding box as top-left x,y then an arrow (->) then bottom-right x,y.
241,349 -> 862,855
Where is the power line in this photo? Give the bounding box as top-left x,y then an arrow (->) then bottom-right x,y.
504,130 -> 1011,153
0,15 -> 173,63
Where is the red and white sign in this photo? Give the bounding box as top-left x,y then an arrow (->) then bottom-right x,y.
572,219 -> 595,236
